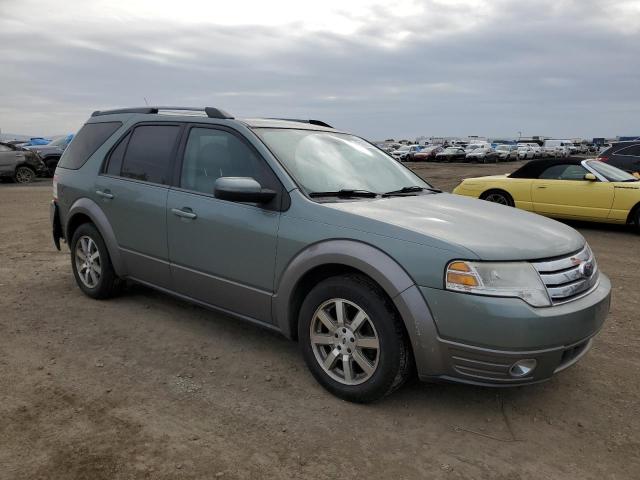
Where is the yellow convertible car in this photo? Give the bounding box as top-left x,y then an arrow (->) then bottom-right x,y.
453,159 -> 640,230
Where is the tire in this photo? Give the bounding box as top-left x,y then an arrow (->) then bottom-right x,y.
70,223 -> 121,299
45,158 -> 59,177
298,274 -> 412,403
633,208 -> 640,234
13,166 -> 35,184
481,189 -> 514,207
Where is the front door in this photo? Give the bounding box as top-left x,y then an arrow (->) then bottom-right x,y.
95,123 -> 182,288
0,144 -> 18,175
531,163 -> 614,219
167,126 -> 282,324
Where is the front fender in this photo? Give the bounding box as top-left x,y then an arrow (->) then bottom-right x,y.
66,197 -> 126,276
273,239 -> 445,376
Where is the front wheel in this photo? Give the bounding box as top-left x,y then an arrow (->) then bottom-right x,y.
14,166 -> 35,184
298,275 -> 412,403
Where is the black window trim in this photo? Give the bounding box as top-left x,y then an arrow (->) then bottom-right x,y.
99,121 -> 185,188
171,123 -> 289,212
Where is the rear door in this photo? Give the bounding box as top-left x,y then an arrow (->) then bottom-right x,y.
166,125 -> 282,323
531,163 -> 614,219
96,123 -> 182,288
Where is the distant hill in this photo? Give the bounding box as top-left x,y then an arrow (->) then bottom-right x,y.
0,133 -> 32,142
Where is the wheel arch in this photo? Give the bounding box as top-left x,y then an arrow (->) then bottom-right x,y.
65,197 -> 126,276
480,188 -> 515,206
627,201 -> 640,225
272,239 -> 445,376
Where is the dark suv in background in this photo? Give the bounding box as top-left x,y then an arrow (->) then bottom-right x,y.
26,134 -> 74,176
598,140 -> 640,176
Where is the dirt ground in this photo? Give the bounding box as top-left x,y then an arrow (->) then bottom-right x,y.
1,163 -> 639,480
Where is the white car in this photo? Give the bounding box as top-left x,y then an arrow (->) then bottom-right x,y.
543,140 -> 572,158
518,143 -> 543,158
494,144 -> 518,161
390,144 -> 422,161
517,146 -> 535,160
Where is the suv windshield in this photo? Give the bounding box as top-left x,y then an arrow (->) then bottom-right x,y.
586,160 -> 638,182
48,135 -> 70,147
254,129 -> 431,195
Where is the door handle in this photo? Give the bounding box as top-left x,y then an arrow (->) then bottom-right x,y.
96,190 -> 114,199
172,208 -> 197,220
536,185 -> 548,189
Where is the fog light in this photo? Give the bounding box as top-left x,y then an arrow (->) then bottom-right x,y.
509,359 -> 537,378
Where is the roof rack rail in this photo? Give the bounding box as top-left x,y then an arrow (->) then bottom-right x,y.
91,106 -> 234,119
269,118 -> 333,128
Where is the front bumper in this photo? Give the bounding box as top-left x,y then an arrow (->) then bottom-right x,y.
413,274 -> 611,386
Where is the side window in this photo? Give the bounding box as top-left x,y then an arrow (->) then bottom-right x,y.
180,127 -> 277,195
57,122 -> 122,170
105,132 -> 130,176
539,164 -> 587,180
0,145 -> 11,152
120,125 -> 180,184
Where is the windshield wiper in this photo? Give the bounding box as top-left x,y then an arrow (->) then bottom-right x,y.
309,189 -> 378,198
382,186 -> 441,197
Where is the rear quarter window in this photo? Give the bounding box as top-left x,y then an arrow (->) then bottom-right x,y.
57,121 -> 122,170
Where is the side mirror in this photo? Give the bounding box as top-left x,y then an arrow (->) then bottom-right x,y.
584,173 -> 597,181
214,177 -> 276,203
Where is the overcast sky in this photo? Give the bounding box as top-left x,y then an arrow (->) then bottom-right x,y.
1,0 -> 639,140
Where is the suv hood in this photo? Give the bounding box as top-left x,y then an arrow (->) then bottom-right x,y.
324,193 -> 584,261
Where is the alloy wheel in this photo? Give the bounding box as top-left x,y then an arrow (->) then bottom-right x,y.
75,236 -> 102,288
309,298 -> 380,385
15,167 -> 34,183
485,193 -> 509,205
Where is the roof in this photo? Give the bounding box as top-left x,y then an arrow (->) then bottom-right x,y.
509,158 -> 583,179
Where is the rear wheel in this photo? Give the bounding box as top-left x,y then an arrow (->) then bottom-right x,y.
70,223 -> 120,299
14,166 -> 35,184
298,275 -> 412,403
481,190 -> 514,207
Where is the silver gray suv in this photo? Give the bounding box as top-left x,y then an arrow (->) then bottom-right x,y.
50,107 -> 611,402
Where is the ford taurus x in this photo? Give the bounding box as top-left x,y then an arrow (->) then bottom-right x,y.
50,107 -> 611,402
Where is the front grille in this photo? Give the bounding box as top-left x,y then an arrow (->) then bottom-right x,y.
532,246 -> 599,305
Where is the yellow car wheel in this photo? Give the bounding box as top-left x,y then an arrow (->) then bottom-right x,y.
480,189 -> 514,207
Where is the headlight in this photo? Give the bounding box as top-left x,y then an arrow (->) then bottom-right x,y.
445,260 -> 551,307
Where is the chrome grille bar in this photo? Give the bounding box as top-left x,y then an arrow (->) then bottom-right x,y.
532,246 -> 599,304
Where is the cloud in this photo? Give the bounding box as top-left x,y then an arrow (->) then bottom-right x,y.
0,0 -> 638,139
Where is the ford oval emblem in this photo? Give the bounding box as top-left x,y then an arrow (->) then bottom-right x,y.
580,261 -> 594,278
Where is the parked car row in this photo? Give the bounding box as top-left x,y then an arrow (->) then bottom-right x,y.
387,141 -> 586,164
